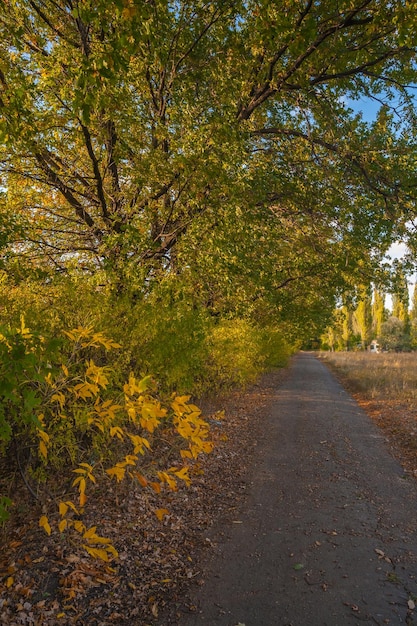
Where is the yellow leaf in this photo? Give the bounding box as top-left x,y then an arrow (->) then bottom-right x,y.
157,471 -> 177,491
73,520 -> 86,534
6,576 -> 14,588
106,466 -> 126,482
61,364 -> 69,376
78,462 -> 93,471
171,466 -> 191,487
51,392 -> 66,407
83,526 -> 97,539
58,519 -> 67,533
155,508 -> 169,521
63,500 -> 79,515
38,429 -> 49,444
106,544 -> 119,558
79,491 -> 87,507
129,434 -> 151,454
39,515 -> 51,536
124,454 -> 138,466
83,531 -> 112,545
44,372 -> 53,386
110,426 -> 125,440
72,476 -> 86,492
39,440 -> 48,460
83,545 -> 110,561
72,382 -> 98,399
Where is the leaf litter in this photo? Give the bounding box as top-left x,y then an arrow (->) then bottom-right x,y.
0,369 -> 286,625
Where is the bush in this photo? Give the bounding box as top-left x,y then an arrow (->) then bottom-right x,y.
0,323 -> 214,555
204,319 -> 290,389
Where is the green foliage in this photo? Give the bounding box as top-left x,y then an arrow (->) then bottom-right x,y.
0,496 -> 12,524
0,317 -> 58,453
0,0 -> 416,338
379,317 -> 411,352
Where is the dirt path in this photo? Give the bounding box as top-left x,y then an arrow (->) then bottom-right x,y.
180,353 -> 417,626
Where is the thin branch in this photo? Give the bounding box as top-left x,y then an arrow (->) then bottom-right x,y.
34,152 -> 102,237
28,0 -> 79,47
80,123 -> 109,221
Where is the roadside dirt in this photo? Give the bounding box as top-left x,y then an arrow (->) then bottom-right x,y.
1,353 -> 417,625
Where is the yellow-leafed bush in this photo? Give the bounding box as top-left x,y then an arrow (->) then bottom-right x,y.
0,323 -> 213,561
205,319 -> 290,389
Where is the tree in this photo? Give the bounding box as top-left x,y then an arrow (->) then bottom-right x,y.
372,288 -> 385,338
353,286 -> 372,348
0,1 -> 416,327
409,282 -> 417,348
380,316 -> 409,352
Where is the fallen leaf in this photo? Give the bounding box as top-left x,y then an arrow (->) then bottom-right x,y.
154,508 -> 169,521
39,515 -> 51,536
294,563 -> 304,571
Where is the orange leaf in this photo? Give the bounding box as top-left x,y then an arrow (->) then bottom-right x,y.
135,473 -> 148,487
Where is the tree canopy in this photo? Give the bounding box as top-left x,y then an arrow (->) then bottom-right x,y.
1,0 -> 417,331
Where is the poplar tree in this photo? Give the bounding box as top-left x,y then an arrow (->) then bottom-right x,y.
354,287 -> 372,349
372,288 -> 385,338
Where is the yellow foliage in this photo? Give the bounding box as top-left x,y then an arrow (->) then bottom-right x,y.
50,392 -> 66,408
154,508 -> 169,521
106,465 -> 126,482
37,428 -> 49,460
28,324 -> 214,564
110,426 -> 125,440
82,546 -> 111,561
85,360 -> 110,389
157,471 -> 178,491
39,515 -> 51,536
58,519 -> 67,533
128,433 -> 151,455
169,466 -> 191,487
63,327 -> 121,351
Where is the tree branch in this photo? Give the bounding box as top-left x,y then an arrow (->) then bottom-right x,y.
79,122 -> 109,222
34,152 -> 102,237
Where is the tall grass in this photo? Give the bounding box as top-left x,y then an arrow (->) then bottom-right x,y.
320,352 -> 417,405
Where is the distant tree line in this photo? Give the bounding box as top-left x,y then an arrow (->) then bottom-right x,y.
322,271 -> 417,352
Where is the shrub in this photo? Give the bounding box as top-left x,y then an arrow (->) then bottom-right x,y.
0,322 -> 213,562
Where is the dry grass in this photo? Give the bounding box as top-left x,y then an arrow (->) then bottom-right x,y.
320,351 -> 417,404
319,351 -> 417,476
